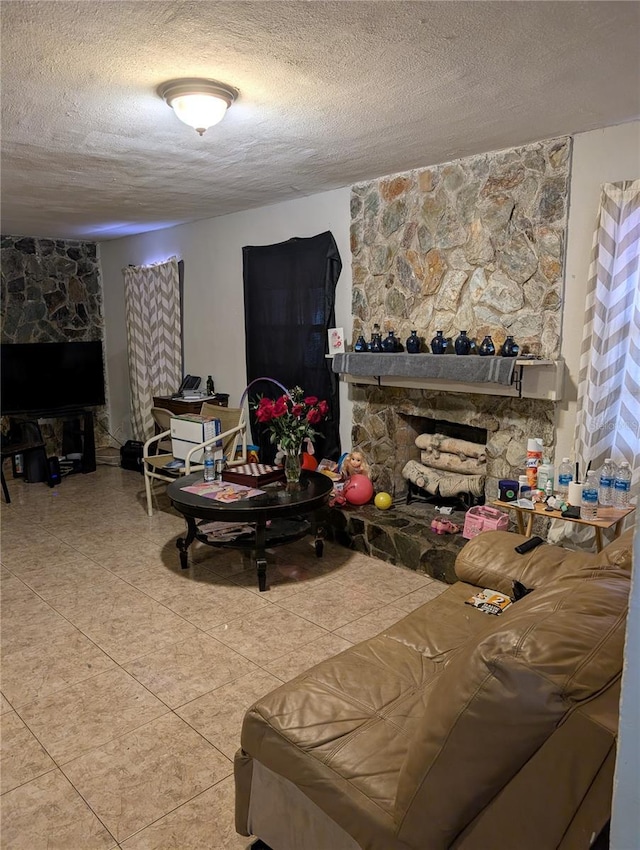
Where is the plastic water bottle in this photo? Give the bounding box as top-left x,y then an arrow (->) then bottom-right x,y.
580,471 -> 599,520
557,458 -> 573,498
598,458 -> 616,507
203,445 -> 215,482
613,462 -> 632,508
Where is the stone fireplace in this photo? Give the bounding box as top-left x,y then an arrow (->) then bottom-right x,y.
345,136 -> 569,498
350,385 -> 555,502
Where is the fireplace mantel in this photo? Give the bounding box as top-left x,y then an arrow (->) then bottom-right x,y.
331,353 -> 564,401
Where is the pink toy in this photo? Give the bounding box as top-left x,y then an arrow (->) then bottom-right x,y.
343,474 -> 374,505
463,505 -> 509,540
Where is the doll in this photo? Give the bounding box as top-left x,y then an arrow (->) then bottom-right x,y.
341,449 -> 370,478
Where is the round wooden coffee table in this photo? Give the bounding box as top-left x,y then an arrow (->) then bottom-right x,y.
167,470 -> 334,591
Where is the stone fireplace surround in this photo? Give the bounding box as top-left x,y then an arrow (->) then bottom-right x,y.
345,135 -> 569,504
350,384 -> 555,503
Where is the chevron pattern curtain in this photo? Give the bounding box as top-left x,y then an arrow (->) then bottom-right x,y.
575,180 -> 640,497
123,257 -> 182,440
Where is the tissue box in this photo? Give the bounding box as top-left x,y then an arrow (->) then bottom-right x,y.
463,505 -> 509,539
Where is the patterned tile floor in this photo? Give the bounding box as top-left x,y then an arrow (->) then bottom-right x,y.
0,463 -> 447,849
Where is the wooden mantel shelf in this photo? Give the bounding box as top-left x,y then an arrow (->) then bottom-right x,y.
329,353 -> 564,401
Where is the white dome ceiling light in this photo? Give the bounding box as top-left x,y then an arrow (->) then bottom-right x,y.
158,78 -> 238,136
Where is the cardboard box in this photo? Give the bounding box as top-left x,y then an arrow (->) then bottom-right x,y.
170,414 -> 220,444
170,415 -> 221,462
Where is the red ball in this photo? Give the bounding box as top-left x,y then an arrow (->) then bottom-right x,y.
301,452 -> 318,470
343,474 -> 374,505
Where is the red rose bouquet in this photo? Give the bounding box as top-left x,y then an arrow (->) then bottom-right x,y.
253,386 -> 329,457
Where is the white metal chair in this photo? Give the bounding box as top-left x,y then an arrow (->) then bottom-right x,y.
143,404 -> 248,516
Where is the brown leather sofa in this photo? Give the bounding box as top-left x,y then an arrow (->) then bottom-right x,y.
235,528 -> 633,850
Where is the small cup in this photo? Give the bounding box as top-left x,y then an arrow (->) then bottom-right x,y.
568,482 -> 583,506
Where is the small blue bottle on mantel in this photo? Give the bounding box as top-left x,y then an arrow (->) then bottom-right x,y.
381,331 -> 397,352
354,335 -> 367,353
454,330 -> 471,355
500,336 -> 520,357
430,330 -> 447,354
406,330 -> 420,353
479,335 -> 496,356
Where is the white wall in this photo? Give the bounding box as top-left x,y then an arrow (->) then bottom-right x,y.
100,187 -> 353,451
557,120 -> 640,462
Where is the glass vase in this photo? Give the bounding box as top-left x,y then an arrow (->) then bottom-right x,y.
406,330 -> 420,353
479,335 -> 496,356
284,449 -> 302,484
454,330 -> 471,355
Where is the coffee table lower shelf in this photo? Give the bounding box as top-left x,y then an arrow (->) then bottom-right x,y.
176,515 -> 324,591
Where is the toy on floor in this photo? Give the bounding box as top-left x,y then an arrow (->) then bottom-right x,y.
341,449 -> 370,479
431,518 -> 461,535
374,492 -> 393,510
343,474 -> 374,505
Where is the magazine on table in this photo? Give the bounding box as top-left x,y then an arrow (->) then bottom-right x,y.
198,520 -> 256,541
180,480 -> 264,502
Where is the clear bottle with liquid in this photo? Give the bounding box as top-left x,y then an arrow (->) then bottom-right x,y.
613,462 -> 632,508
580,471 -> 599,520
598,458 -> 616,507
557,457 -> 573,498
537,460 -> 554,493
203,445 -> 215,482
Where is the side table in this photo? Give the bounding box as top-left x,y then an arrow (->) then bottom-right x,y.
492,500 -> 635,552
152,394 -> 229,417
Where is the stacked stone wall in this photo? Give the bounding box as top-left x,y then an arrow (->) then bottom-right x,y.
1,235 -> 109,449
350,136 -> 570,357
348,137 -> 570,494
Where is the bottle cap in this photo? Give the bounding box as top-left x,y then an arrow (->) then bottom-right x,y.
562,457 -> 570,463
527,438 -> 543,452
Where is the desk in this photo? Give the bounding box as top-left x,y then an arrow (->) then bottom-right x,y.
168,470 -> 333,591
492,500 -> 635,552
153,394 -> 229,417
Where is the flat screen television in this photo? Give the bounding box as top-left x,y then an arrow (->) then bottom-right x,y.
1,341 -> 106,414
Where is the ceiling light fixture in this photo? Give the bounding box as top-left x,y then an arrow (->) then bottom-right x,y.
158,78 -> 238,136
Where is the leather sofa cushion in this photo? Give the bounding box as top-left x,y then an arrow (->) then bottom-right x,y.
395,560 -> 630,848
455,528 -> 633,595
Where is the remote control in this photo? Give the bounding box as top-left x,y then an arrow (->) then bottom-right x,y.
514,536 -> 545,554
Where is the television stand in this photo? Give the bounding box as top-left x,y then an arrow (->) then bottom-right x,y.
9,407 -> 97,475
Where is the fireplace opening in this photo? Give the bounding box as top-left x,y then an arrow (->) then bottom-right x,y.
399,416 -> 488,511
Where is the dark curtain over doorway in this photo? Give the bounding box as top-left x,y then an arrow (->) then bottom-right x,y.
242,231 -> 342,463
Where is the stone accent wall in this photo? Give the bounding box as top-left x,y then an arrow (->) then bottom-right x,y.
347,137 -> 570,496
1,235 -> 109,450
350,137 -> 570,357
1,235 -> 102,343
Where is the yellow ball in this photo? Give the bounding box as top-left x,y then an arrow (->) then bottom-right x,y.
374,492 -> 393,510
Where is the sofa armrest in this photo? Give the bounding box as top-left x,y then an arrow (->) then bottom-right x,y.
454,531 -> 584,595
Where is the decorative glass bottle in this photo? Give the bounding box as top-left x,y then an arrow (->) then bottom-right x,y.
381,331 -> 397,353
354,335 -> 367,353
454,330 -> 471,355
430,330 -> 447,354
406,330 -> 420,353
500,336 -> 519,357
370,332 -> 382,353
479,335 -> 496,356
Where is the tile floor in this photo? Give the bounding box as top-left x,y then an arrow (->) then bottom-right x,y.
0,463 -> 447,849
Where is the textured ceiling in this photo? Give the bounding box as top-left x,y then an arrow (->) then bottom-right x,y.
1,1 -> 639,241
